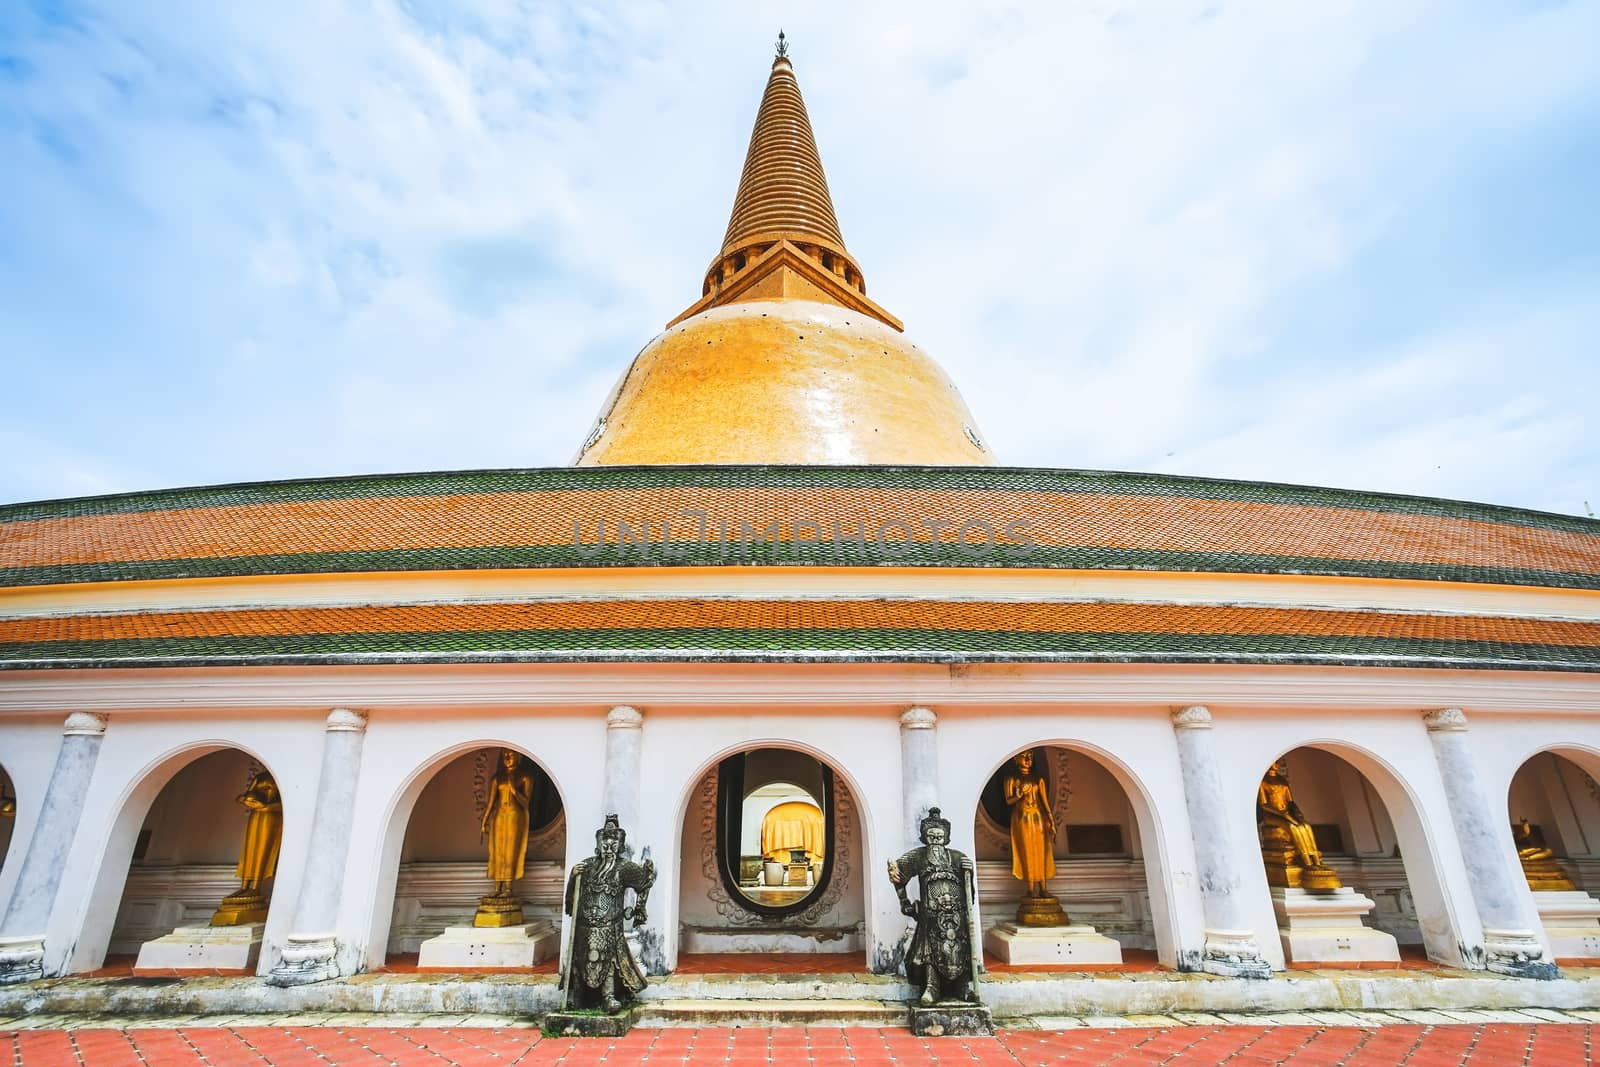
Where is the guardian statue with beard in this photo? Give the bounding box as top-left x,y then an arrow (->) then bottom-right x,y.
888,807 -> 981,1007
559,814 -> 656,1014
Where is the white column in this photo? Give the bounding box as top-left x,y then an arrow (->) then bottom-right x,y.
602,706 -> 644,847
268,708 -> 368,986
899,706 -> 939,850
0,712 -> 108,984
1170,706 -> 1271,978
1423,708 -> 1557,978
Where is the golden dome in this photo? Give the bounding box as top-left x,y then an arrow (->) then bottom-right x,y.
577,46 -> 992,467
575,300 -> 991,466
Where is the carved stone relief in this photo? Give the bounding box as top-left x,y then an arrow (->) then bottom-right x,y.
694,765 -> 856,928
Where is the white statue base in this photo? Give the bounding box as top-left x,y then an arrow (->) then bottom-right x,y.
983,923 -> 1123,965
134,924 -> 264,972
1534,890 -> 1600,959
1272,887 -> 1399,964
417,921 -> 557,969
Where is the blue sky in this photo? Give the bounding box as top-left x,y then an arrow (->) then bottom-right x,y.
1,1 -> 1596,515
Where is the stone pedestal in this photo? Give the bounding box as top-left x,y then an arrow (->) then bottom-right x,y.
984,923 -> 1123,966
1534,890 -> 1600,960
417,921 -> 557,969
472,894 -> 524,929
210,889 -> 270,928
134,924 -> 264,972
1272,888 -> 1399,964
909,1004 -> 994,1037
1015,894 -> 1070,927
544,1006 -> 635,1037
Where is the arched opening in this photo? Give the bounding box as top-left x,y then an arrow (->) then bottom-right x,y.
678,745 -> 865,960
382,745 -> 566,970
974,745 -> 1157,967
1507,749 -> 1600,962
0,762 -> 16,878
1252,747 -> 1423,965
741,780 -> 826,908
107,748 -> 285,973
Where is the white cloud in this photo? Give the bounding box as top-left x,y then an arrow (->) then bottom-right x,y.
0,0 -> 1595,516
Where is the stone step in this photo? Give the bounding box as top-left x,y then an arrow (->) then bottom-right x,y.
642,974 -> 910,1002
635,997 -> 908,1028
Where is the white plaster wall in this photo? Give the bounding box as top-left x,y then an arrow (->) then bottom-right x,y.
37,710 -> 325,977
0,715 -> 61,916
937,708 -> 1205,971
343,708 -> 605,975
1215,710 -> 1480,969
636,706 -> 904,973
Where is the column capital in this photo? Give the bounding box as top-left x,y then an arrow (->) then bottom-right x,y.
1423,707 -> 1468,733
899,706 -> 937,730
324,707 -> 368,733
62,711 -> 108,736
606,705 -> 644,730
1171,705 -> 1213,730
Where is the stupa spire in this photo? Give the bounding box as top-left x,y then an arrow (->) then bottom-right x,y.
720,41 -> 847,256
668,40 -> 902,330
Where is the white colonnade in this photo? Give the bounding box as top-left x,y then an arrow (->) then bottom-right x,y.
0,688 -> 1595,985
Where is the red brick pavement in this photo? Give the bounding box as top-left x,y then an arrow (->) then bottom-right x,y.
0,1024 -> 1592,1066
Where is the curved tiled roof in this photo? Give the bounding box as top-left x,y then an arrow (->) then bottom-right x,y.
2,599 -> 1597,672
2,465 -> 1597,591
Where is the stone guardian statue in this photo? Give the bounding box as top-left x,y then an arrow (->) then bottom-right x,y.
559,814 -> 656,1015
210,769 -> 284,926
888,807 -> 981,1007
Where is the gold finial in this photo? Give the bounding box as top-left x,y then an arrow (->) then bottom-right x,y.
775,29 -> 788,58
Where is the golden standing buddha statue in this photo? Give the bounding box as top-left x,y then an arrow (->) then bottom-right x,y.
1514,817 -> 1577,891
475,749 -> 535,927
1004,750 -> 1069,926
1257,761 -> 1341,892
210,769 -> 283,926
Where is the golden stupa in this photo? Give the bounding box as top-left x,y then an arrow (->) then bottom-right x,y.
576,44 -> 992,467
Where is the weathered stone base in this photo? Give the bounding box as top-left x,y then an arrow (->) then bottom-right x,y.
543,1007 -> 635,1037
1200,929 -> 1272,979
984,923 -> 1123,966
0,937 -> 45,986
1483,928 -> 1560,980
265,933 -> 340,987
8,966 -> 1600,1024
1536,890 -> 1600,960
680,925 -> 863,954
417,922 -> 557,970
1272,888 -> 1399,965
909,1003 -> 994,1037
134,924 -> 264,972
